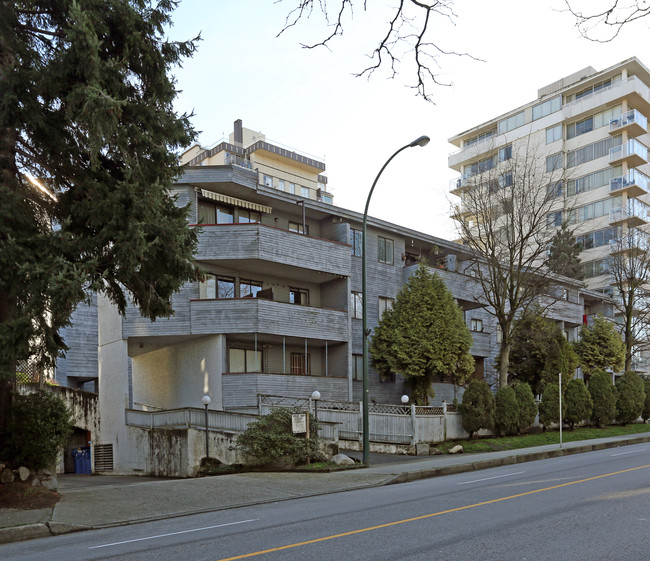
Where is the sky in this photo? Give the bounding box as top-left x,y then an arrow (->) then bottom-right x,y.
168,0 -> 649,240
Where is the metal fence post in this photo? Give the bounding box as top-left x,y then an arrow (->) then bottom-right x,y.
410,403 -> 417,445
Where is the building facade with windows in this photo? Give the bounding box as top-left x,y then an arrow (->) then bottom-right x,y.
448,57 -> 650,371
56,120 -> 610,473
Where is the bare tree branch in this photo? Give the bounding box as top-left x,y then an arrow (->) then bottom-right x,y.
276,0 -> 481,102
564,0 -> 650,42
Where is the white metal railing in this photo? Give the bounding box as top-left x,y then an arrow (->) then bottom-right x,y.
609,138 -> 649,164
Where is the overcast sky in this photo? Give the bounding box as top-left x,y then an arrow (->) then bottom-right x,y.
168,0 -> 649,240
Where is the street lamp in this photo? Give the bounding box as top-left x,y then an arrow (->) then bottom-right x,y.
401,395 -> 409,405
362,135 -> 430,466
311,390 -> 321,420
201,395 -> 211,459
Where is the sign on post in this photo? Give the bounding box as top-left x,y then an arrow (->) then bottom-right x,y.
292,413 -> 309,435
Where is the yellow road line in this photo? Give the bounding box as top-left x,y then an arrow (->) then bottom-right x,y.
217,463 -> 650,561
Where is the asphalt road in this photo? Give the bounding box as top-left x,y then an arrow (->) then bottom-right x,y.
3,443 -> 650,561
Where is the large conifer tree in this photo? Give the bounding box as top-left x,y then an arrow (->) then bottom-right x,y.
0,1 -> 201,434
369,264 -> 474,404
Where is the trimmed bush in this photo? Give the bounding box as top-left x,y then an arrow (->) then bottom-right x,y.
564,379 -> 592,429
643,380 -> 650,423
514,382 -> 537,434
589,370 -> 617,427
495,386 -> 520,436
615,372 -> 645,425
459,379 -> 494,439
538,384 -> 561,430
4,391 -> 74,470
236,407 -> 321,466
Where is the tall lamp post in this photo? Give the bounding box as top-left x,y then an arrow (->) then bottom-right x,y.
362,135 -> 430,466
201,395 -> 211,459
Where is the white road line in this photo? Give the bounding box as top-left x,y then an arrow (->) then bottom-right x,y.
611,448 -> 647,457
457,471 -> 526,485
88,518 -> 259,549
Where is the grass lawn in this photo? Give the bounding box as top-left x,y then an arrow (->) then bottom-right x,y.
437,423 -> 650,454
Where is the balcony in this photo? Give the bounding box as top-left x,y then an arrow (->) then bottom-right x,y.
609,169 -> 650,198
609,229 -> 649,256
609,138 -> 649,167
449,177 -> 467,194
609,109 -> 648,137
190,298 -> 348,341
194,223 -> 350,281
452,202 -> 472,219
610,200 -> 650,227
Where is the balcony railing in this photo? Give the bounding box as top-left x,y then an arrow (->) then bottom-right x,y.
609,169 -> 650,198
609,138 -> 649,167
609,108 -> 648,137
610,199 -> 650,227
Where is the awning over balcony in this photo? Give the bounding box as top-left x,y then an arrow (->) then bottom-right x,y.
200,189 -> 272,214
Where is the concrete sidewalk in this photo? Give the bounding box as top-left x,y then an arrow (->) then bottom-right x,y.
2,433 -> 649,545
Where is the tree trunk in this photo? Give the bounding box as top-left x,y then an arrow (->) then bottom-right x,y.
498,339 -> 511,389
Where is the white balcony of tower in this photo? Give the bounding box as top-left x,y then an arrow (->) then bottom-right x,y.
609,138 -> 649,167
609,227 -> 650,257
609,109 -> 648,138
610,199 -> 650,227
609,168 -> 650,198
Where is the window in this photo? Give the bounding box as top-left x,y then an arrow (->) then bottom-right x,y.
378,296 -> 394,319
566,166 -> 621,196
350,228 -> 362,257
199,273 -> 217,299
237,209 -> 261,223
575,227 -> 618,250
300,186 -> 310,198
498,111 -> 525,135
532,95 -> 561,121
583,259 -> 610,279
278,179 -> 285,191
572,77 -> 615,101
547,181 -> 563,199
464,129 -> 496,148
498,144 -> 512,162
546,152 -> 563,172
289,287 -> 309,306
499,172 -> 513,188
470,318 -> 483,332
200,274 -> 235,298
217,277 -> 235,299
378,237 -> 394,265
289,221 -> 309,235
197,201 -> 216,224
547,211 -> 562,228
287,182 -> 296,194
353,354 -> 363,381
465,155 -> 495,178
546,124 -> 562,144
240,279 -> 262,298
351,291 -> 363,319
229,348 -> 262,373
567,116 -> 594,139
262,174 -> 273,188
576,196 -> 620,223
290,353 -> 310,375
567,136 -> 621,168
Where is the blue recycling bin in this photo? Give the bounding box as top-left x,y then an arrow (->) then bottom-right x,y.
73,447 -> 91,474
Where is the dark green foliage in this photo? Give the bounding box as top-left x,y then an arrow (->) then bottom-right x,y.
514,382 -> 537,433
0,1 -> 201,433
508,309 -> 578,394
564,379 -> 593,429
615,372 -> 645,425
459,379 -> 494,439
538,384 -> 561,430
589,370 -> 617,427
574,316 -> 625,382
547,223 -> 584,280
494,386 -> 520,436
370,264 -> 474,404
236,408 -> 321,466
643,380 -> 650,422
3,391 -> 73,469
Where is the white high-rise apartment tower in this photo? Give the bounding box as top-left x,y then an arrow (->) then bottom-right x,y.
448,57 -> 650,371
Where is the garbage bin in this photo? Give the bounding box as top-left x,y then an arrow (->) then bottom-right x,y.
73,447 -> 91,474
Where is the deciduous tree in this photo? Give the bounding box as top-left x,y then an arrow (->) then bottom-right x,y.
0,0 -> 201,436
370,264 -> 474,404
